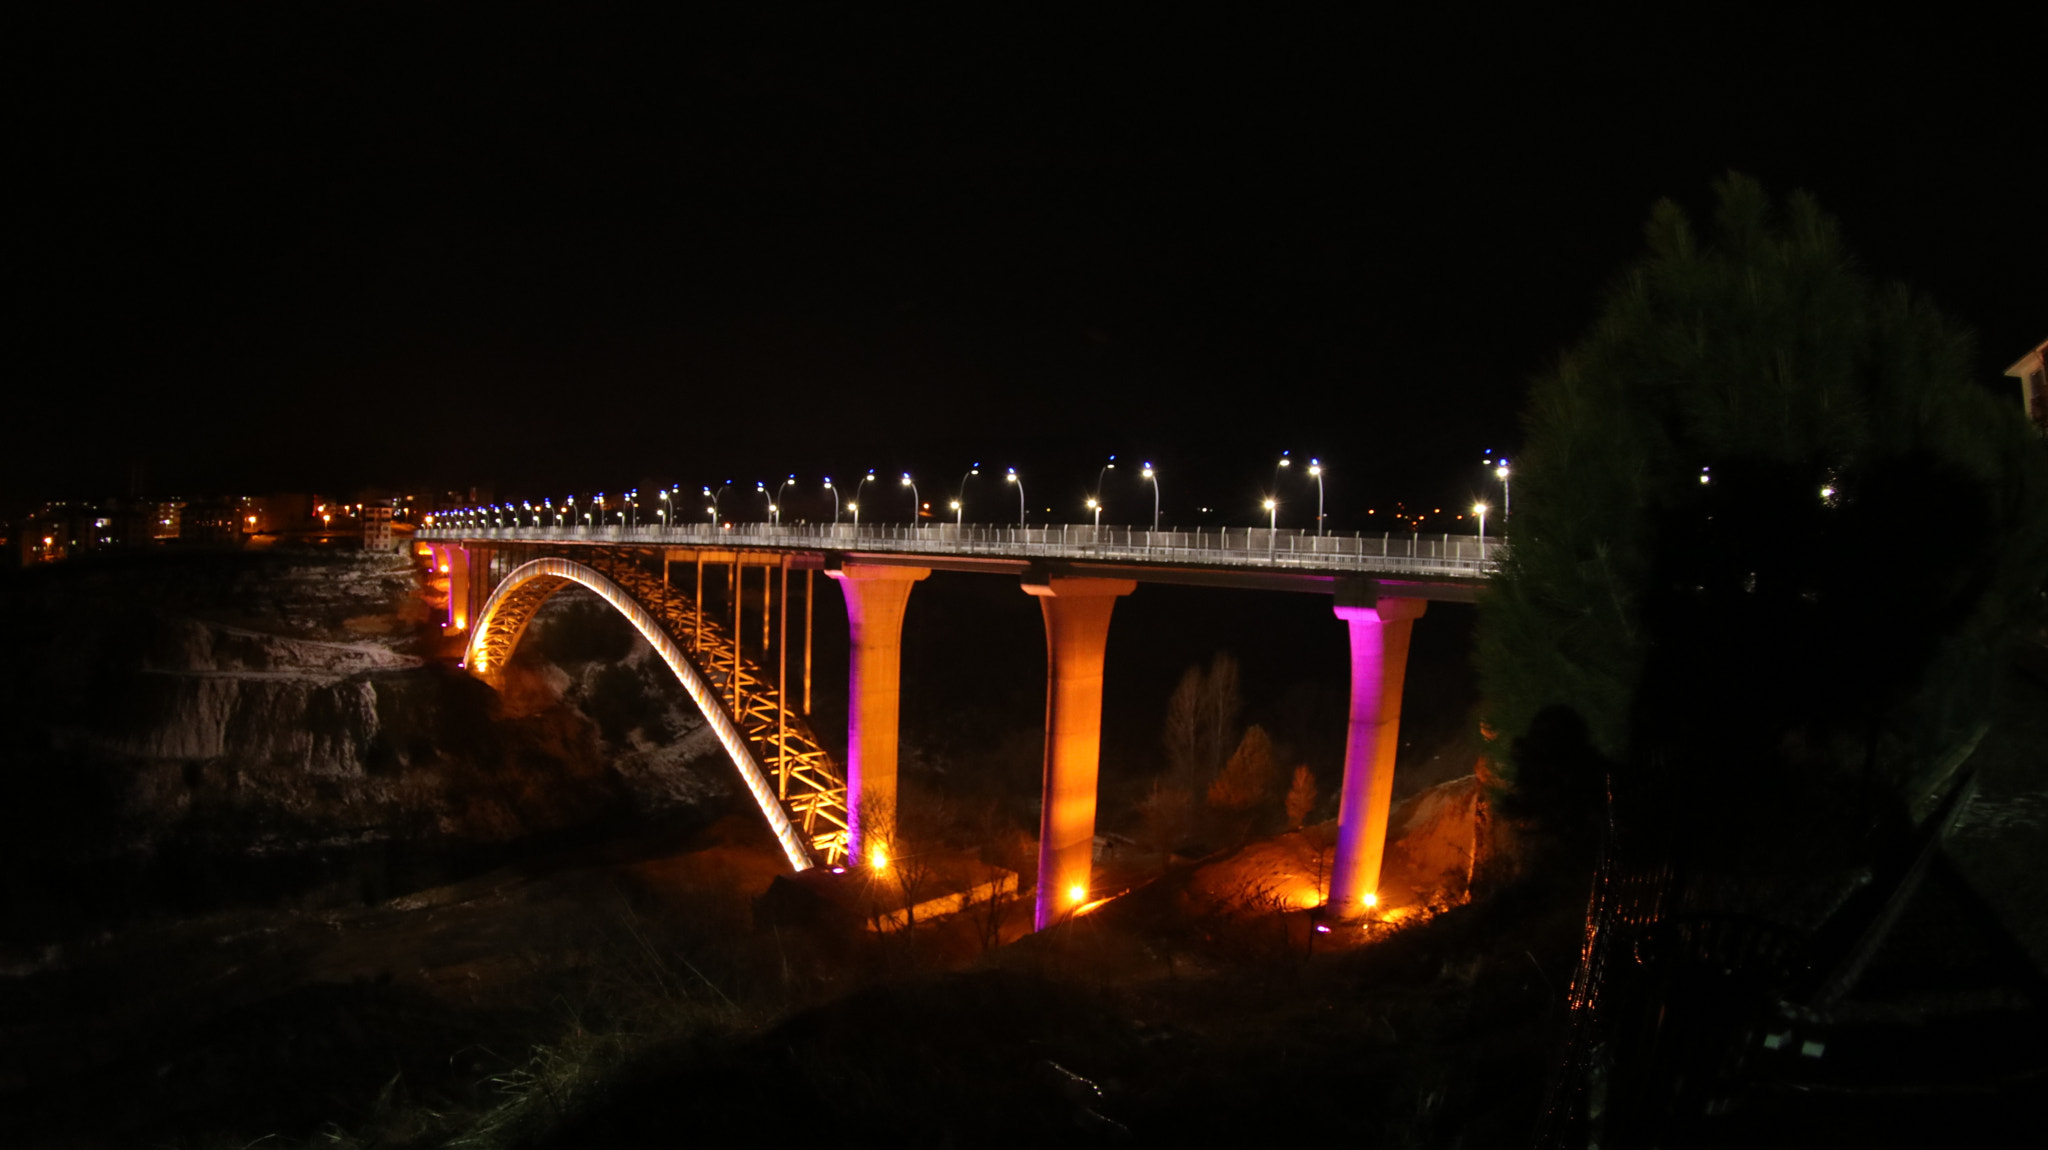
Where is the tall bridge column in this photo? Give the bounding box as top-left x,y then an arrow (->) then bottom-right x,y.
441,545 -> 472,635
1026,576 -> 1136,930
1328,593 -> 1427,915
826,562 -> 930,868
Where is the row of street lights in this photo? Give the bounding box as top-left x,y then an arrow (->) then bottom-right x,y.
425,452 -> 1516,535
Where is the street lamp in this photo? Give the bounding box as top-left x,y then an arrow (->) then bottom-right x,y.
1087,497 -> 1101,529
1140,462 -> 1160,532
1308,459 -> 1325,536
823,477 -> 839,523
900,473 -> 919,526
1006,468 -> 1026,526
856,471 -> 877,526
1094,457 -> 1116,519
1263,498 -> 1277,556
757,481 -> 772,523
847,500 -> 859,524
1474,502 -> 1489,554
1495,461 -> 1512,520
950,499 -> 963,526
956,464 -> 979,525
1265,452 -> 1292,527
777,475 -> 795,525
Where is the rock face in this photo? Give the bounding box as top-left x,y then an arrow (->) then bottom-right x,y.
73,617 -> 413,772
0,548 -> 727,939
1381,775 -> 1482,906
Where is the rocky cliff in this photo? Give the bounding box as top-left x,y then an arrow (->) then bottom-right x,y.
0,548 -> 726,941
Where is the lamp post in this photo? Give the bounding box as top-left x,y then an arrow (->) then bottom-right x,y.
1274,451 -> 1292,525
900,473 -> 919,526
956,464 -> 979,525
1263,498 -> 1277,557
950,499 -> 962,526
777,475 -> 795,525
658,488 -> 669,530
1474,502 -> 1489,557
757,481 -> 772,523
848,500 -> 859,525
1093,457 -> 1116,520
1141,462 -> 1160,532
1495,461 -> 1511,520
856,471 -> 877,527
824,477 -> 839,523
705,482 -> 731,525
1087,497 -> 1101,529
1308,459 -> 1325,535
1006,468 -> 1026,526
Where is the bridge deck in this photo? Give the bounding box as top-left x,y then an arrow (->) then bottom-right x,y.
422,523 -> 1495,601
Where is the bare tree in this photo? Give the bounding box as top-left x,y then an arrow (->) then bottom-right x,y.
1162,652 -> 1243,790
1200,653 -> 1241,783
1209,725 -> 1276,813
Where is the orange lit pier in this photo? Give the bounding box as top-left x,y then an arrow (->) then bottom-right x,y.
422,522 -> 1489,929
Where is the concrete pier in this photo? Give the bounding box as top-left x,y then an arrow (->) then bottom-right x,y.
1327,595 -> 1427,915
1025,575 -> 1135,929
827,562 -> 929,868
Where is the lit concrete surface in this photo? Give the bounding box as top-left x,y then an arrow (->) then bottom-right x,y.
1026,576 -> 1135,930
827,562 -> 928,868
1328,596 -> 1427,915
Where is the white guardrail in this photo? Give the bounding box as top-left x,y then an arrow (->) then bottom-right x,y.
421,522 -> 1499,578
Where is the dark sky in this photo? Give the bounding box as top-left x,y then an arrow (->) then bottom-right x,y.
11,11 -> 2043,524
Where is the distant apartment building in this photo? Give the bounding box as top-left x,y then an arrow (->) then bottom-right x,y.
2008,338 -> 2047,438
181,501 -> 244,543
150,500 -> 185,540
361,499 -> 397,551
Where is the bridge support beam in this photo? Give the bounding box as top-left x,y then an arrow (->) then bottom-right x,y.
438,544 -> 472,635
827,562 -> 930,869
1327,594 -> 1427,916
1026,576 -> 1136,930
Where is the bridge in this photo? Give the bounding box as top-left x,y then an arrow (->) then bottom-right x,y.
418,521 -> 1495,930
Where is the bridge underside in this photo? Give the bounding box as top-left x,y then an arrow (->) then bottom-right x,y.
431,532 -> 1467,928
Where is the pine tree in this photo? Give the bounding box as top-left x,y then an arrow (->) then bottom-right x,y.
1478,173 -> 2048,859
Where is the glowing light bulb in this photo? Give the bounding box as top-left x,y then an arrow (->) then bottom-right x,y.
1068,883 -> 1087,904
1362,892 -> 1378,909
870,845 -> 888,870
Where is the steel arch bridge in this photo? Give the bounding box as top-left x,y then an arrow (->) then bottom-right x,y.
424,522 -> 1489,930
462,551 -> 846,871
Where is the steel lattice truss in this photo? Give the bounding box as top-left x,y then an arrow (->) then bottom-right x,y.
587,551 -> 850,865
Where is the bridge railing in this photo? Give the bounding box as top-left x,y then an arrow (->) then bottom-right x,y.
421,522 -> 1500,577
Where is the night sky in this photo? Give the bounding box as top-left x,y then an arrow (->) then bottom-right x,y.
13,12 -> 2043,525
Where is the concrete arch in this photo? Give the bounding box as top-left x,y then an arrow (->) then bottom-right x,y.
465,557 -> 814,871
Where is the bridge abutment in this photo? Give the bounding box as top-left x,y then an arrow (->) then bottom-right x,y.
1025,575 -> 1136,930
827,562 -> 930,869
1328,594 -> 1427,915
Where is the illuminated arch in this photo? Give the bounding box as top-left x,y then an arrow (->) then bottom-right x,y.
465,557 -> 814,871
